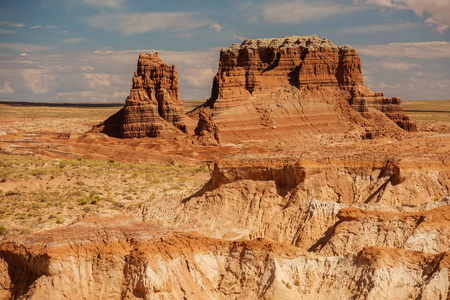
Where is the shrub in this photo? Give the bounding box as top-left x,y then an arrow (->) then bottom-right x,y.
20,228 -> 32,234
0,226 -> 7,236
90,195 -> 100,205
5,190 -> 19,196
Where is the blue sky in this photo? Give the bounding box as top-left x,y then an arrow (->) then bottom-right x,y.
0,0 -> 449,102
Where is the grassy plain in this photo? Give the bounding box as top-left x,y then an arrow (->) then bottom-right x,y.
402,100 -> 450,122
0,153 -> 209,238
0,102 -> 123,133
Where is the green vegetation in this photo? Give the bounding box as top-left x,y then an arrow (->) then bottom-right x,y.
0,153 -> 209,238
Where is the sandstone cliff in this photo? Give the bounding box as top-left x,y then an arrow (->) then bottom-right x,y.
194,35 -> 416,144
91,52 -> 187,138
1,215 -> 448,300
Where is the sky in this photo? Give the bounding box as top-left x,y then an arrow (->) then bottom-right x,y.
0,0 -> 449,102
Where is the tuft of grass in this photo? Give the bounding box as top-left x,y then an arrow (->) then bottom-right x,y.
0,225 -> 7,236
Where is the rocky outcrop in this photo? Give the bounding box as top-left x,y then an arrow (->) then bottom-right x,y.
194,108 -> 221,146
315,204 -> 450,256
135,154 -> 450,245
91,52 -> 187,138
349,85 -> 417,131
195,35 -> 415,144
1,215 -> 448,300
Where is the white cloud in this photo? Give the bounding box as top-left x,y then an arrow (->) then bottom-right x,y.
182,68 -> 216,88
232,33 -> 247,41
113,91 -> 128,99
0,29 -> 15,34
87,12 -> 208,35
248,16 -> 258,23
355,41 -> 450,58
0,82 -> 14,95
22,69 -> 56,95
262,0 -> 365,24
63,37 -> 84,44
0,43 -> 53,53
209,22 -> 223,33
356,0 -> 450,34
358,42 -> 450,100
0,49 -> 219,102
0,21 -> 25,28
379,61 -> 421,71
82,0 -> 124,9
84,73 -> 122,88
30,25 -> 42,29
340,22 -> 417,34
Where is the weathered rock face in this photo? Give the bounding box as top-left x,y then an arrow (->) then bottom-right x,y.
91,52 -> 187,138
137,157 -> 450,244
197,35 -> 415,144
1,215 -> 448,300
349,85 -> 417,131
194,108 -> 221,146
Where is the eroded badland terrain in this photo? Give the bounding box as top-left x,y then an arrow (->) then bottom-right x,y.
0,35 -> 450,299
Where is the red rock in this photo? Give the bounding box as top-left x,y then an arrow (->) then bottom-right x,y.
194,108 -> 221,145
195,35 -> 416,144
91,52 -> 187,138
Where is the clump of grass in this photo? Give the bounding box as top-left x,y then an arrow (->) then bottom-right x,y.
0,225 -> 8,236
20,228 -> 32,235
5,190 -> 19,196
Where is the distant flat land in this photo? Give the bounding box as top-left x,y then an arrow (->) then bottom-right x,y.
0,101 -> 124,133
1,99 -> 448,133
182,100 -> 206,112
0,100 -> 206,133
402,100 -> 450,122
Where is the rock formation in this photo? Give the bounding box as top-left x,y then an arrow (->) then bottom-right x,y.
137,158 -> 450,243
1,214 -> 448,299
195,35 -> 416,144
91,52 -> 187,138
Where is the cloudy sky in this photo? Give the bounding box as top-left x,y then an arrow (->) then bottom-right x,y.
0,0 -> 449,102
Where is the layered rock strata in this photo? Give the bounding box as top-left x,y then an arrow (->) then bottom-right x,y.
196,35 -> 415,143
137,158 -> 450,245
91,52 -> 187,138
1,215 -> 448,299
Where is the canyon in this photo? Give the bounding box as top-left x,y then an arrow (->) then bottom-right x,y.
0,36 -> 449,299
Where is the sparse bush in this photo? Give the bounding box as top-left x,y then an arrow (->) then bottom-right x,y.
78,197 -> 88,205
0,226 -> 7,236
31,169 -> 46,177
20,228 -> 32,234
5,190 -> 19,196
90,195 -> 100,205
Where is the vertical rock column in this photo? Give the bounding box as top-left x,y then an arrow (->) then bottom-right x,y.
91,52 -> 187,138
